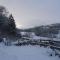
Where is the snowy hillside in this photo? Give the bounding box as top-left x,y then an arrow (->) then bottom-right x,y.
20,31 -> 60,41
0,43 -> 60,60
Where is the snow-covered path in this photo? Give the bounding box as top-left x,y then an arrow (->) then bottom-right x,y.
0,44 -> 60,60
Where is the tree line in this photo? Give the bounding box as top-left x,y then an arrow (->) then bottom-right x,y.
0,6 -> 21,41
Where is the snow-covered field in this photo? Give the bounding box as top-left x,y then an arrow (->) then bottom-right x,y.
0,43 -> 60,60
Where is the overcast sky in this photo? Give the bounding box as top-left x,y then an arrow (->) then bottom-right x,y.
0,0 -> 60,29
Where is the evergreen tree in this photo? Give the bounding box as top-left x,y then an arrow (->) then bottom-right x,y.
0,6 -> 16,39
8,14 -> 16,35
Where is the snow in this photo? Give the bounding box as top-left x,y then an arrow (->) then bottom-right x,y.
20,31 -> 60,41
32,36 -> 50,40
0,43 -> 59,60
20,32 -> 26,36
30,35 -> 60,41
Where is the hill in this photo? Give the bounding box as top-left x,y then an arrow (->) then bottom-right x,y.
22,23 -> 60,38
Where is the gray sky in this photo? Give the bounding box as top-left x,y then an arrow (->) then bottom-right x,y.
0,0 -> 60,29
